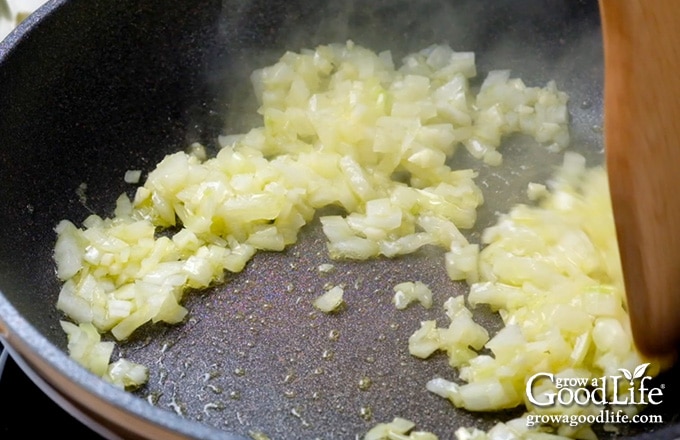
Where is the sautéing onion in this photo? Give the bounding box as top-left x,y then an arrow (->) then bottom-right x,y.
407,155 -> 669,439
50,41 -> 658,439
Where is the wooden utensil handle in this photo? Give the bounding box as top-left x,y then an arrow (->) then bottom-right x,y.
600,0 -> 680,355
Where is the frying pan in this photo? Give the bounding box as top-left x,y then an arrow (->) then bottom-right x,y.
1,0 -> 679,438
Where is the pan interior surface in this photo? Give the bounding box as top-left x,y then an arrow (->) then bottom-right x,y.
2,0 -> 679,439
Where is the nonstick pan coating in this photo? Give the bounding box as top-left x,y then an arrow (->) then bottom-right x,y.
1,0 -> 680,438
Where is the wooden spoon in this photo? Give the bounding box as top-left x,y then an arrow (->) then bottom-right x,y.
599,0 -> 680,356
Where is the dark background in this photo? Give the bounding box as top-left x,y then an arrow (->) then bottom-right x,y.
0,346 -> 104,438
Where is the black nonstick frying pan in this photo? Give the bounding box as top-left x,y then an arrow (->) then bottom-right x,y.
1,1 -> 680,439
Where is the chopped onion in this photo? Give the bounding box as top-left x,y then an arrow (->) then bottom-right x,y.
313,286 -> 344,313
393,281 -> 433,309
52,41 -> 604,431
364,417 -> 437,440
124,170 -> 142,184
419,155 -> 669,437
